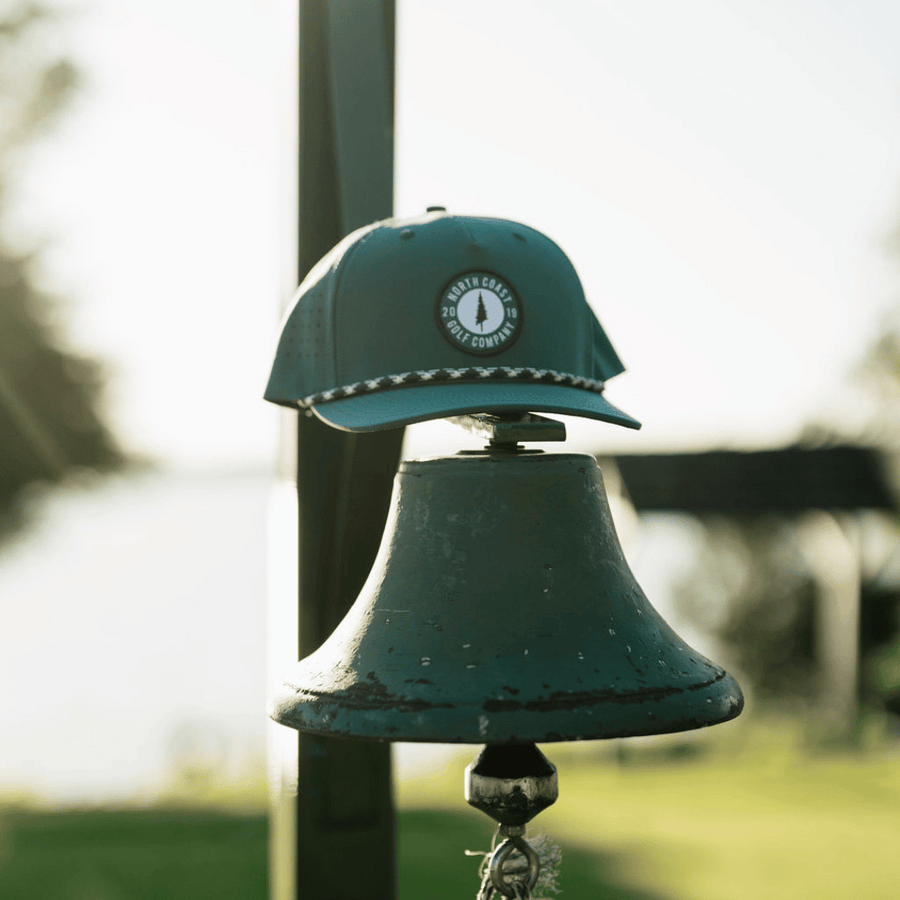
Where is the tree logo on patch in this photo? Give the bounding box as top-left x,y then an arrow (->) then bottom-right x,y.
437,271 -> 522,355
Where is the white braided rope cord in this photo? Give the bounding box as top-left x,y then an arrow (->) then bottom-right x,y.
299,366 -> 607,407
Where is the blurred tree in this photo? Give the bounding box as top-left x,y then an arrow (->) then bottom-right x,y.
0,3 -> 123,538
848,316 -> 900,717
673,511 -> 900,726
672,516 -> 819,706
836,310 -> 900,445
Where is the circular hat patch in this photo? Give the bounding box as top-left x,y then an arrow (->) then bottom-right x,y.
437,270 -> 522,355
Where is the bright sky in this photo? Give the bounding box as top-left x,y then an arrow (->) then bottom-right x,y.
14,0 -> 900,466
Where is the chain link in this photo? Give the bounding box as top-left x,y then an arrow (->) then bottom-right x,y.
477,866 -> 495,900
474,833 -> 539,899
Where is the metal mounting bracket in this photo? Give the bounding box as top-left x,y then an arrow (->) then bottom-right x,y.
447,412 -> 567,446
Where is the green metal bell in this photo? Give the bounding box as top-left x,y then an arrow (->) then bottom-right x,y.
269,450 -> 743,743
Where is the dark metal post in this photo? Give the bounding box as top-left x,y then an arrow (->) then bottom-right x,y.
270,2 -> 401,898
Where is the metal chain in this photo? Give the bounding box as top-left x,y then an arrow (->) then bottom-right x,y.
476,866 -> 494,900
474,833 -> 540,899
477,869 -> 531,900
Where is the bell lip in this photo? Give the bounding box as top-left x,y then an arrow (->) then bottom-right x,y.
306,381 -> 640,433
267,671 -> 744,744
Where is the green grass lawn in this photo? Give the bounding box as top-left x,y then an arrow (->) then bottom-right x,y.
397,722 -> 900,900
0,807 -> 269,900
2,724 -> 899,899
0,803 -> 657,899
398,809 -> 668,899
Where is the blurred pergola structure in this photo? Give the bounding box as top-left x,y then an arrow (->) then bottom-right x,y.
604,444 -> 900,736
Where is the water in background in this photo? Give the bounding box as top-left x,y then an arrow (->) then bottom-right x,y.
0,469 -> 271,804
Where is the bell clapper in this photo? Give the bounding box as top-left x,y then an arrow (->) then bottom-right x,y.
465,743 -> 559,899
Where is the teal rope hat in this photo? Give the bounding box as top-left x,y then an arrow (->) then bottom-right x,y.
265,209 -> 640,433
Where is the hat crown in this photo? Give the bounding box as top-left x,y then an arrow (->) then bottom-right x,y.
265,211 -> 638,432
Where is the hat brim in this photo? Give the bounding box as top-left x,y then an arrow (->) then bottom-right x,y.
308,382 -> 640,433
